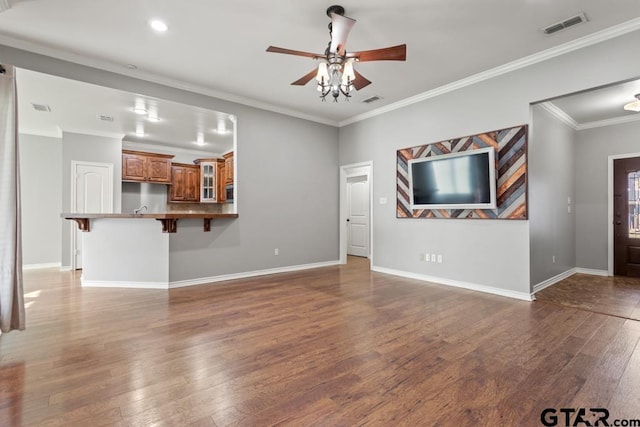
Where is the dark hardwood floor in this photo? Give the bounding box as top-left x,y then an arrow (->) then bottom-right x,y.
1,258 -> 639,426
535,273 -> 640,321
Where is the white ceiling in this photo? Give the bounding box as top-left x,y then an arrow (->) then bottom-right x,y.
16,68 -> 235,154
545,78 -> 640,127
2,0 -> 640,128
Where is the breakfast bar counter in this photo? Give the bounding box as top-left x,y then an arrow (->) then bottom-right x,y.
63,212 -> 239,233
62,213 -> 239,288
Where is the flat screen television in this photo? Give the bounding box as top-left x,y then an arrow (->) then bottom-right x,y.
408,147 -> 497,210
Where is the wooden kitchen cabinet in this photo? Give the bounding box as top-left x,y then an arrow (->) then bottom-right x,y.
169,163 -> 200,202
194,158 -> 224,203
223,151 -> 234,184
122,150 -> 173,183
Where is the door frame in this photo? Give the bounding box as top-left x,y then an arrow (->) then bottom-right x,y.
607,152 -> 640,276
70,160 -> 114,270
339,161 -> 373,264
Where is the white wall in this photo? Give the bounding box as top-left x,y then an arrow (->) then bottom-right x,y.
529,105 -> 576,287
19,133 -> 62,266
339,30 -> 640,296
575,119 -> 640,271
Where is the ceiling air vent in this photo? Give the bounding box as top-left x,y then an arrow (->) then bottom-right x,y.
543,13 -> 587,35
31,103 -> 51,112
97,114 -> 114,122
363,95 -> 381,104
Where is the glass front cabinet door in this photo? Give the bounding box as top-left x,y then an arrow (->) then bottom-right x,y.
194,159 -> 219,203
194,159 -> 224,203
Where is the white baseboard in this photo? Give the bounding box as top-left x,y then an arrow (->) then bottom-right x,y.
575,268 -> 609,277
81,278 -> 169,290
76,260 -> 340,290
371,265 -> 534,301
59,265 -> 72,272
22,262 -> 61,270
169,260 -> 340,289
533,268 -> 577,294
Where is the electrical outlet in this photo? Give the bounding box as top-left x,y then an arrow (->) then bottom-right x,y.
431,254 -> 436,262
552,255 -> 556,263
274,248 -> 279,256
425,253 -> 430,262
437,254 -> 443,264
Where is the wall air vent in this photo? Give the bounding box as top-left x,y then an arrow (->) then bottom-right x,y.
543,13 -> 587,35
97,114 -> 114,122
363,95 -> 381,104
31,103 -> 51,112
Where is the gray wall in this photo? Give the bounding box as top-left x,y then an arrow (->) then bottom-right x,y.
529,105 -> 576,286
19,133 -> 62,265
61,131 -> 122,268
575,120 -> 640,271
1,45 -> 339,277
339,30 -> 640,295
169,110 -> 338,281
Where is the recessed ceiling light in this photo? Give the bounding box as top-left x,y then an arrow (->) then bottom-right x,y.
125,64 -> 138,70
194,132 -> 207,146
149,19 -> 168,32
133,107 -> 147,115
135,124 -> 145,137
147,115 -> 160,122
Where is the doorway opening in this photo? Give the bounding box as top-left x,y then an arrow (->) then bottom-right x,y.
339,162 -> 373,265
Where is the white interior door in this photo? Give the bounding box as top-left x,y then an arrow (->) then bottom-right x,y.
72,161 -> 113,269
347,175 -> 370,257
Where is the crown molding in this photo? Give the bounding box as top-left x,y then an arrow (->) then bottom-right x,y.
339,17 -> 640,127
2,16 -> 640,130
537,102 -> 579,129
60,127 -> 125,140
0,34 -> 339,127
122,140 -> 221,157
577,112 -> 640,130
18,127 -> 62,138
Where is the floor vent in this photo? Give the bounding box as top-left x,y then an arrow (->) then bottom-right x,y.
363,95 -> 381,104
543,13 -> 587,35
97,114 -> 114,122
31,103 -> 51,112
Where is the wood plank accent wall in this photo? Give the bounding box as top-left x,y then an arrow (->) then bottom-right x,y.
396,124 -> 528,219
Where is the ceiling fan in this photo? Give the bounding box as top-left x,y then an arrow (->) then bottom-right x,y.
266,5 -> 407,102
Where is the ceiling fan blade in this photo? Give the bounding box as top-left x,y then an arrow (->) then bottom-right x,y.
352,69 -> 372,90
291,68 -> 318,86
347,44 -> 407,62
329,12 -> 356,56
266,46 -> 323,59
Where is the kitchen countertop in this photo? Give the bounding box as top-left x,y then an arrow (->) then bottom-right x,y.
62,212 -> 238,233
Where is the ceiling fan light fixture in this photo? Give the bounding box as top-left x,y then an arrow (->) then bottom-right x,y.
623,94 -> 640,112
341,60 -> 355,86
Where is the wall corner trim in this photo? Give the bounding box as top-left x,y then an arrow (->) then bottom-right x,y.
81,279 -> 169,289
532,268 -> 577,294
575,268 -> 609,277
22,262 -> 62,271
371,265 -> 534,301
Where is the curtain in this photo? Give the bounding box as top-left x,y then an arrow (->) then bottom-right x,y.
0,64 -> 25,333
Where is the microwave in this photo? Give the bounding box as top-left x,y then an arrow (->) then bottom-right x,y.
225,184 -> 234,203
